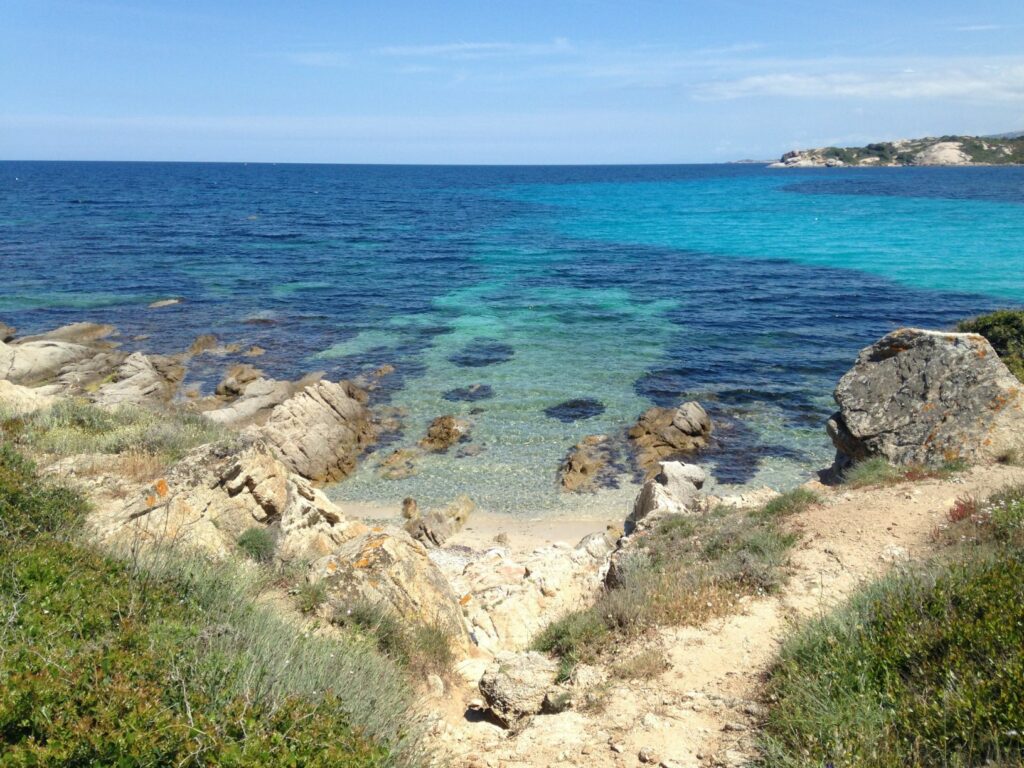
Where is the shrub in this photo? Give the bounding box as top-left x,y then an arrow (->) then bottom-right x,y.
0,442 -> 87,543
760,554 -> 1024,767
958,309 -> 1024,383
533,491 -> 807,677
297,578 -> 328,614
0,445 -> 426,767
844,457 -> 965,488
237,526 -> 276,562
3,399 -> 226,466
762,482 -> 1024,767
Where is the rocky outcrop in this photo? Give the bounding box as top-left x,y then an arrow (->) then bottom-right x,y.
203,373 -> 322,428
628,402 -> 712,477
559,435 -> 616,493
378,448 -> 420,479
770,134 -> 1023,168
419,415 -> 470,452
608,461 -> 706,588
0,338 -> 98,385
92,352 -> 184,406
260,379 -> 374,483
0,323 -> 15,343
0,379 -> 56,416
18,322 -> 117,344
479,652 -> 561,727
827,328 -> 1024,469
404,495 -> 475,547
310,529 -> 471,650
449,530 -> 617,653
91,436 -> 366,562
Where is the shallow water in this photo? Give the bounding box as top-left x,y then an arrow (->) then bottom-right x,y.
3,162 -> 1022,514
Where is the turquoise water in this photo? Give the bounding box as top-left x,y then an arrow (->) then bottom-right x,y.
2,162 -> 1022,515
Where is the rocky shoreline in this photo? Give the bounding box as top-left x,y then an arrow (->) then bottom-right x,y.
5,315 -> 1024,766
770,133 -> 1024,168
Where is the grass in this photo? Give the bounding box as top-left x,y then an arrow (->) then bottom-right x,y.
533,488 -> 816,680
332,600 -> 456,680
958,308 -> 1024,384
0,399 -> 227,478
237,526 -> 276,562
843,456 -> 967,488
759,484 -> 1024,767
0,443 -> 426,767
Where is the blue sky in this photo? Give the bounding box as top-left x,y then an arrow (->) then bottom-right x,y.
3,0 -> 1024,163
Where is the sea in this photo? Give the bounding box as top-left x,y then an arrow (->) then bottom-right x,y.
3,161 -> 1023,516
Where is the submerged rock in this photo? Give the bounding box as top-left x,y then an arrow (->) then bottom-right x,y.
544,398 -> 605,423
419,415 -> 470,453
260,379 -> 374,483
558,434 -> 617,493
147,298 -> 182,309
378,448 -> 420,480
448,339 -> 515,368
442,383 -> 494,402
628,401 -> 712,477
827,328 -> 1024,468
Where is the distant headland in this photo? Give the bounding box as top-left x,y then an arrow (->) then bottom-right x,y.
771,132 -> 1024,168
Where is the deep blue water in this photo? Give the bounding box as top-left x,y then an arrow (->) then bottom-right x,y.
3,161 -> 1022,514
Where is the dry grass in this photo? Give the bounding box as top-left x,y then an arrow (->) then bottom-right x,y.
611,648 -> 670,681
843,456 -> 967,489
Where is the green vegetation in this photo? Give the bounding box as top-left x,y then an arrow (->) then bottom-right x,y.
0,445 -> 424,766
843,456 -> 967,488
0,399 -> 228,479
533,488 -> 817,680
800,135 -> 1024,166
958,308 -> 1024,383
237,526 -> 276,562
760,484 -> 1024,767
333,600 -> 456,679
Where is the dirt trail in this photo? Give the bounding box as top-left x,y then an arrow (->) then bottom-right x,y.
439,464 -> 1024,768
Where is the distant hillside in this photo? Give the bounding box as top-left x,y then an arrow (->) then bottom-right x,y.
771,134 -> 1024,168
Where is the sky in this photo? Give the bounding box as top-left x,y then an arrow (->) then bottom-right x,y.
2,0 -> 1024,163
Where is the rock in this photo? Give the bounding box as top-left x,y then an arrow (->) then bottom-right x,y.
215,363 -> 264,398
404,495 -> 475,547
450,530 -> 617,653
378,448 -> 419,479
244,345 -> 266,357
402,497 -> 419,519
558,435 -> 617,493
0,379 -> 56,416
17,322 -> 117,344
443,383 -> 494,402
93,352 -> 185,406
260,379 -> 374,483
0,338 -> 97,385
0,322 -> 15,342
629,402 -> 712,477
204,373 -> 322,428
656,461 -> 706,508
148,298 -> 181,308
188,334 -> 219,355
92,436 -> 366,562
419,415 -> 470,452
478,651 -> 560,726
544,398 -> 605,422
638,746 -> 659,764
310,529 -> 471,650
827,328 -> 1024,468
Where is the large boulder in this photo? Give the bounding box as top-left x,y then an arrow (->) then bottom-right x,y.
0,338 -> 97,385
827,328 -> 1024,468
479,652 -> 561,727
90,437 -> 366,562
203,373 -> 321,428
309,529 -> 471,650
260,379 -> 374,482
628,401 -> 712,477
0,322 -> 15,343
17,322 -> 117,344
404,494 -> 474,547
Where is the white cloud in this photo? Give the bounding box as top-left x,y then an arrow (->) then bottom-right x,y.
693,60 -> 1024,102
373,38 -> 573,59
